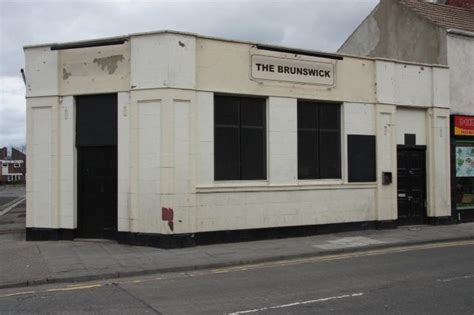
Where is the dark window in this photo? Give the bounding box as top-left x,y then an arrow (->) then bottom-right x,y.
347,135 -> 376,182
76,94 -> 117,147
404,133 -> 416,146
214,95 -> 266,180
298,101 -> 340,179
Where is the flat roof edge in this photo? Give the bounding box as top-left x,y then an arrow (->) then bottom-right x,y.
23,35 -> 129,50
22,29 -> 449,69
337,52 -> 449,69
23,30 -> 344,58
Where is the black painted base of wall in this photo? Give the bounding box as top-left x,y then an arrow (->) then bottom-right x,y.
116,220 -> 397,249
427,216 -> 455,225
26,228 -> 75,241
22,220 -> 400,248
116,232 -> 195,249
24,216 -> 455,249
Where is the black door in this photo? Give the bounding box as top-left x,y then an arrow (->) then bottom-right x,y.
77,147 -> 117,238
397,147 -> 427,225
76,94 -> 117,239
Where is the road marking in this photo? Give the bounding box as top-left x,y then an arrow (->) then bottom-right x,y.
0,197 -> 25,217
1,291 -> 36,298
228,293 -> 364,314
437,275 -> 473,283
47,284 -> 103,292
190,240 -> 474,278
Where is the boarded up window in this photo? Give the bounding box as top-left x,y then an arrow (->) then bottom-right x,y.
298,101 -> 341,179
214,95 -> 266,180
348,135 -> 376,182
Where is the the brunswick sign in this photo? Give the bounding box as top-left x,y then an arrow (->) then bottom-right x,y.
251,55 -> 335,86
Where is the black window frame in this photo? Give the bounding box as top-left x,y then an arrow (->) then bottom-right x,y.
214,94 -> 267,181
297,100 -> 341,180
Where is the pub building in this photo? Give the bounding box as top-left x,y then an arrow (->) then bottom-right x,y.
23,31 -> 452,248
452,115 -> 474,222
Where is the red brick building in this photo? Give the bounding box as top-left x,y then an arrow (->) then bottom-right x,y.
0,147 -> 26,184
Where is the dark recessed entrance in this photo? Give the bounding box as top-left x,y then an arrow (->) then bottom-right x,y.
397,146 -> 427,225
76,94 -> 117,239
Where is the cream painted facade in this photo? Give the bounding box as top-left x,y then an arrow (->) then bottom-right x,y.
24,31 -> 451,245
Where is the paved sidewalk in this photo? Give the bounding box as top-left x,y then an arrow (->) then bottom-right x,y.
1,220 -> 473,289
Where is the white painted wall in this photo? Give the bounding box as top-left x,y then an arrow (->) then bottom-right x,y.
58,96 -> 75,229
59,42 -> 130,96
117,92 -> 131,232
196,38 -> 377,104
344,103 -> 375,135
432,67 -> 450,108
195,188 -> 376,232
196,92 -> 214,186
131,33 -> 196,90
376,60 -> 449,108
426,108 -> 451,218
396,108 -> 427,145
375,105 -> 397,221
26,97 -> 58,228
447,34 -> 474,115
136,100 -> 161,233
24,47 -> 59,97
268,97 -> 297,184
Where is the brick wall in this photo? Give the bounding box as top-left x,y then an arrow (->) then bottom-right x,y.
446,0 -> 474,9
0,147 -> 7,160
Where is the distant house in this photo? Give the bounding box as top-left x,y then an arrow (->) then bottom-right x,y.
0,147 -> 7,160
0,147 -> 26,184
338,0 -> 474,221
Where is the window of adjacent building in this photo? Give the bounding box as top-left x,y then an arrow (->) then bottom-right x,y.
455,143 -> 474,211
214,95 -> 266,180
297,100 -> 341,179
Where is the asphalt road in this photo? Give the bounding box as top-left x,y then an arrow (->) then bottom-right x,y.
0,240 -> 473,314
0,185 -> 26,234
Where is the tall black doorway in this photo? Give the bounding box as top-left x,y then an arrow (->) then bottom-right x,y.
76,94 -> 117,239
397,146 -> 427,225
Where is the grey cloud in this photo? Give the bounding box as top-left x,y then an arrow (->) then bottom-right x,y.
1,0 -> 377,76
0,0 -> 378,148
0,77 -> 25,148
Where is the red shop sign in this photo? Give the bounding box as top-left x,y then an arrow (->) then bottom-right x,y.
455,115 -> 474,136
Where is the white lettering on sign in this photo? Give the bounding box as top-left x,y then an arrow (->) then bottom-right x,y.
251,55 -> 335,86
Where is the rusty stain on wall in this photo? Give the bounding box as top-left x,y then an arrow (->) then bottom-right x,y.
62,68 -> 72,80
93,55 -> 124,74
162,207 -> 174,231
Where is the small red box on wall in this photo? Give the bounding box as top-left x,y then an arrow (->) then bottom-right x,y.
162,207 -> 174,221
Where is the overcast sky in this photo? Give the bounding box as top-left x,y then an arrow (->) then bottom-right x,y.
0,0 -> 378,150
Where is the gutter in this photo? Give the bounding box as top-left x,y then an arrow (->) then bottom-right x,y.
447,28 -> 474,38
